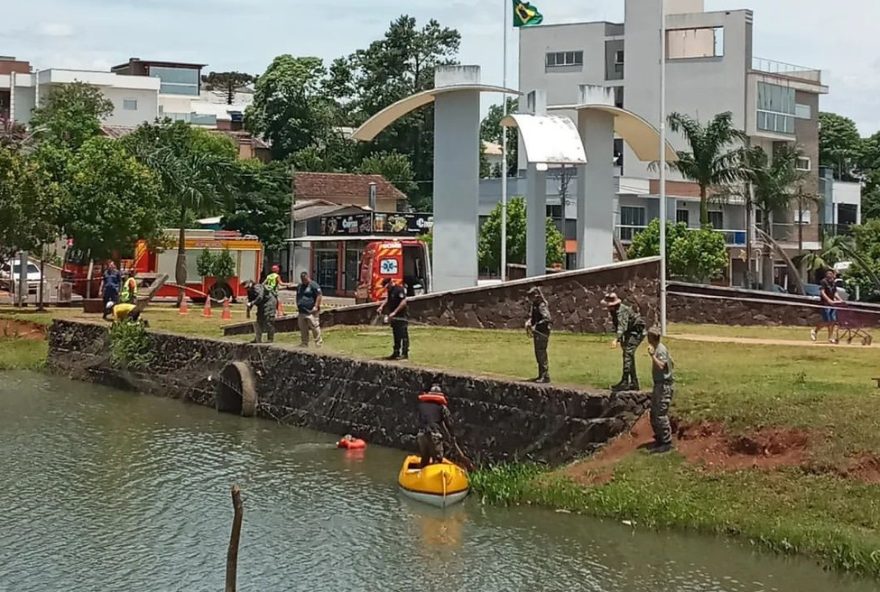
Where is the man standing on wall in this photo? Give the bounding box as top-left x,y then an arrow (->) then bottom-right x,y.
378,278 -> 409,360
296,271 -> 323,348
603,292 -> 646,392
244,280 -> 277,343
525,286 -> 552,384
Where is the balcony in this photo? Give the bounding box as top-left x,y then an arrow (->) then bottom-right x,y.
615,225 -> 747,247
752,57 -> 822,84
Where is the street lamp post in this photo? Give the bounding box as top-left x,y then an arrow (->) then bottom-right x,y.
659,0 -> 668,335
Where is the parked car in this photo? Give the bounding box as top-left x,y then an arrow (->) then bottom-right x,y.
0,261 -> 43,293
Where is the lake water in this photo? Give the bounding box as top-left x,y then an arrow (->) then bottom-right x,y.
1,371 -> 875,592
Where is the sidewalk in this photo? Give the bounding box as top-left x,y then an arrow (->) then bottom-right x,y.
670,332 -> 877,348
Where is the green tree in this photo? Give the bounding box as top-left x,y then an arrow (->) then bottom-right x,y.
664,112 -> 747,227
818,112 -> 862,180
478,197 -> 563,273
30,81 -> 113,151
222,160 -> 292,252
358,151 -> 418,199
480,98 -> 519,177
627,219 -> 727,283
245,55 -> 334,161
61,137 -> 163,262
202,71 -> 255,105
334,16 -> 462,210
858,131 -> 880,220
0,145 -> 62,261
123,120 -> 237,305
845,220 -> 880,300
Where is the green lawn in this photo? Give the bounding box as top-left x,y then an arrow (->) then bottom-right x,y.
0,338 -> 48,370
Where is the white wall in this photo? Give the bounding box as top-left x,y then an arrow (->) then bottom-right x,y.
102,87 -> 158,127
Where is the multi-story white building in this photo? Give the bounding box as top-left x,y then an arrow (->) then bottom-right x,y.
1,56 -> 160,128
481,0 -> 860,285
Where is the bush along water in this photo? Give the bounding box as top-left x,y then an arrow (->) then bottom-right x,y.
109,321 -> 154,370
470,463 -> 544,506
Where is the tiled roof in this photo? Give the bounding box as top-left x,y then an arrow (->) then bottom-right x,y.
293,172 -> 407,203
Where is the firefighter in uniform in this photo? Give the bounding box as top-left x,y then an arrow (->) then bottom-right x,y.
416,383 -> 453,467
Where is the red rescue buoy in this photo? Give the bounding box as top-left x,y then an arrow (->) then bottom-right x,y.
337,436 -> 367,450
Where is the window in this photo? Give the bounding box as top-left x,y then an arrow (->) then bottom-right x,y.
676,209 -> 690,226
795,103 -> 812,120
796,156 -> 812,171
546,204 -> 563,220
546,51 -> 583,68
122,98 -> 138,111
614,50 -> 624,74
667,26 -> 724,59
795,209 -> 812,225
708,210 -> 723,229
619,206 -> 646,241
757,82 -> 795,134
150,66 -> 200,96
613,86 -> 624,108
755,209 -> 764,226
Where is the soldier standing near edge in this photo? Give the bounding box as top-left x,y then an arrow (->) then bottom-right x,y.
646,327 -> 675,454
603,292 -> 646,392
244,280 -> 277,343
525,286 -> 552,383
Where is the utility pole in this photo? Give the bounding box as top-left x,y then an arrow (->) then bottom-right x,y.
659,0 -> 668,334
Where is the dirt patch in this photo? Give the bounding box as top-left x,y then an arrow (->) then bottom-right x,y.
676,422 -> 810,471
0,319 -> 47,340
565,415 -> 655,486
828,456 -> 880,484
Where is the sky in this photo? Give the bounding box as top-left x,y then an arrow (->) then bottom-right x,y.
5,0 -> 879,134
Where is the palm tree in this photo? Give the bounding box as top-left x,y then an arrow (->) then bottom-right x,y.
664,112 -> 748,227
125,122 -> 235,306
744,145 -> 818,292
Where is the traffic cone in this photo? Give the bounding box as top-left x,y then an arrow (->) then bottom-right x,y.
203,297 -> 213,318
179,297 -> 189,315
222,298 -> 232,320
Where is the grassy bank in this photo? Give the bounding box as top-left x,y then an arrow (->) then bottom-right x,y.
0,338 -> 48,370
471,456 -> 880,578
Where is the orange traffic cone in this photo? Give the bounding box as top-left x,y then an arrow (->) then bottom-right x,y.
203,297 -> 213,318
221,298 -> 232,320
179,297 -> 189,315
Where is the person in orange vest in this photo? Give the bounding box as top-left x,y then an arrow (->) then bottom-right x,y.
416,382 -> 453,467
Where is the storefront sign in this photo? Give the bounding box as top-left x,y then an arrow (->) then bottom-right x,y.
321,212 -> 433,236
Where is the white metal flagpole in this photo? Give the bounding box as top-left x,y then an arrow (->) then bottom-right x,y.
500,0 -> 509,282
659,0 -> 668,335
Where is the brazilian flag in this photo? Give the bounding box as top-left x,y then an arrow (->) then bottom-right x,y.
513,0 -> 543,27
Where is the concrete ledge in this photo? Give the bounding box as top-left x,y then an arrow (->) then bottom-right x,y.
223,257 -> 662,336
48,319 -> 649,464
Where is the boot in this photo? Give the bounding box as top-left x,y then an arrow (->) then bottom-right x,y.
536,375 -> 551,384
610,380 -> 628,392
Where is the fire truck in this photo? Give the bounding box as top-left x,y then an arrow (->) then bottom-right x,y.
63,229 -> 264,302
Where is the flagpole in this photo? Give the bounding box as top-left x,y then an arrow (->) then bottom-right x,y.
659,0 -> 668,335
500,0 -> 509,282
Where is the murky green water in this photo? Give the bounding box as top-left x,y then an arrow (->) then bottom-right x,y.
1,372 -> 875,592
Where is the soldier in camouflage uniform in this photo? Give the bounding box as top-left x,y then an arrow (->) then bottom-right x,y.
603,292 -> 646,392
646,327 -> 675,454
244,280 -> 277,343
525,286 -> 552,383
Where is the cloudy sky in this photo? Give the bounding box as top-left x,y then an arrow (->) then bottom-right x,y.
6,0 -> 878,134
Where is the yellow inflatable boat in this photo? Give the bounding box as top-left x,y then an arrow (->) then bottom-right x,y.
397,455 -> 469,508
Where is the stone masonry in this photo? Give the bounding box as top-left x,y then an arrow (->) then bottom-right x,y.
225,257 -> 662,336
48,319 -> 650,464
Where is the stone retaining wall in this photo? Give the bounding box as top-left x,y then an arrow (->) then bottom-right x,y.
225,257 -> 662,336
48,320 -> 650,464
668,283 -> 880,327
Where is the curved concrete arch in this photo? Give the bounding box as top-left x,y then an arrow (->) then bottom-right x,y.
549,104 -> 678,162
352,84 -> 520,142
500,114 -> 586,165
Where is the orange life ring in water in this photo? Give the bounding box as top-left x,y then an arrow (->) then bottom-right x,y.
418,392 -> 448,406
337,437 -> 367,450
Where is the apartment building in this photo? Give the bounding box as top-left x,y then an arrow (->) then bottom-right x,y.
0,56 -> 160,127
508,0 -> 849,286
112,58 -> 248,129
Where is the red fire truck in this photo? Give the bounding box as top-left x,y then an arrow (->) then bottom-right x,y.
63,230 -> 264,302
